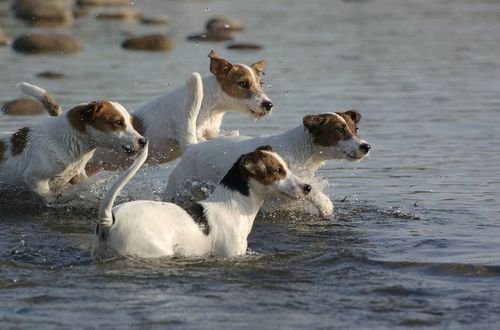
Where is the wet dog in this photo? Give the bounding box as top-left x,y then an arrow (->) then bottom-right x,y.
93,145 -> 311,258
87,50 -> 273,172
0,89 -> 145,203
164,111 -> 370,217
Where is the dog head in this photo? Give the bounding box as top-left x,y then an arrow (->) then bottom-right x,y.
209,50 -> 273,119
67,101 -> 146,154
237,146 -> 311,199
303,110 -> 371,161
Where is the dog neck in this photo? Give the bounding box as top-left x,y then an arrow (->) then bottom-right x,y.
196,75 -> 230,139
202,179 -> 264,245
50,115 -> 97,160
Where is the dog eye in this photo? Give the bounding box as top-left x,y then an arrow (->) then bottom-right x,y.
113,120 -> 124,127
335,127 -> 345,134
274,167 -> 283,174
238,81 -> 250,89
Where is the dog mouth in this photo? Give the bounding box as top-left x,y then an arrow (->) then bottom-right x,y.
277,190 -> 305,200
248,109 -> 267,119
345,153 -> 365,161
122,145 -> 137,155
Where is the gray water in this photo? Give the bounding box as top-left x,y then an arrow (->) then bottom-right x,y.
1,0 -> 500,328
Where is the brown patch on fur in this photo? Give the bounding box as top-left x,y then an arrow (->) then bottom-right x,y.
40,94 -> 62,117
131,115 -> 145,135
67,101 -> 126,133
243,147 -> 286,185
303,111 -> 361,147
208,50 -> 263,100
0,140 -> 6,162
10,127 -> 30,156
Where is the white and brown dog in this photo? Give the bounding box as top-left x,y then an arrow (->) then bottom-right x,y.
93,145 -> 311,258
0,84 -> 145,203
86,50 -> 273,172
164,111 -> 370,217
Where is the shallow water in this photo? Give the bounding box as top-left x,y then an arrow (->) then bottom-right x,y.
1,0 -> 500,328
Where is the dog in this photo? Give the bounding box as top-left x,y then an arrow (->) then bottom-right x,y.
92,144 -> 311,258
163,110 -> 371,217
0,82 -> 146,203
86,50 -> 273,172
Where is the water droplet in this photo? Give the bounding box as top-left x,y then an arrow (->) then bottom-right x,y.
268,84 -> 272,88
205,7 -> 211,12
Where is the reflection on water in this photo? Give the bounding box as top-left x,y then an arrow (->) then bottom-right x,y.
1,0 -> 500,328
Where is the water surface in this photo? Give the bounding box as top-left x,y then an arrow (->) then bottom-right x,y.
1,0 -> 500,328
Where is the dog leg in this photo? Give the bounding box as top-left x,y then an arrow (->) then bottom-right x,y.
25,177 -> 53,203
69,170 -> 88,185
305,187 -> 334,217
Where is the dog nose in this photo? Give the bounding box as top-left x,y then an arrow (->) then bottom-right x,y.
261,100 -> 273,112
138,138 -> 147,147
360,143 -> 371,153
303,184 -> 312,194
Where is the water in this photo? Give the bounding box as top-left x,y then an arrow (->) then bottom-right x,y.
1,0 -> 500,328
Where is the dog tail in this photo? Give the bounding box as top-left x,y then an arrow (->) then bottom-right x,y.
94,142 -> 149,256
179,72 -> 203,150
17,82 -> 63,117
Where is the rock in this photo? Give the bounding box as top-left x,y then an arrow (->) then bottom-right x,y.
76,0 -> 131,7
187,31 -> 234,42
1,98 -> 45,116
0,29 -> 8,46
141,14 -> 168,25
12,0 -> 74,26
122,34 -> 175,51
227,42 -> 263,50
12,33 -> 84,54
73,6 -> 90,18
95,8 -> 142,20
37,71 -> 65,79
206,16 -> 244,32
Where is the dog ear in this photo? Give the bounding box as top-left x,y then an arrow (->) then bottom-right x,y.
82,102 -> 103,121
250,60 -> 266,75
255,145 -> 272,152
344,110 -> 362,124
303,114 -> 327,133
67,101 -> 103,132
241,151 -> 266,177
209,50 -> 233,77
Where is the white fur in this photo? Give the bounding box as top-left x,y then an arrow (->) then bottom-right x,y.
93,147 -> 309,259
0,101 -> 144,202
88,59 -> 272,170
164,114 -> 370,217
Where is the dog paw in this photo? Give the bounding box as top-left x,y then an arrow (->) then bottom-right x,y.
316,199 -> 334,218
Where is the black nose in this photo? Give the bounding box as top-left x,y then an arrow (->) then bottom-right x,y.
303,184 -> 312,194
360,143 -> 371,153
261,100 -> 273,112
138,138 -> 147,147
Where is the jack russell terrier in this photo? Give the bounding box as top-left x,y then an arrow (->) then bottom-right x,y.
92,144 -> 311,258
163,111 -> 371,217
86,50 -> 273,172
0,83 -> 145,203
